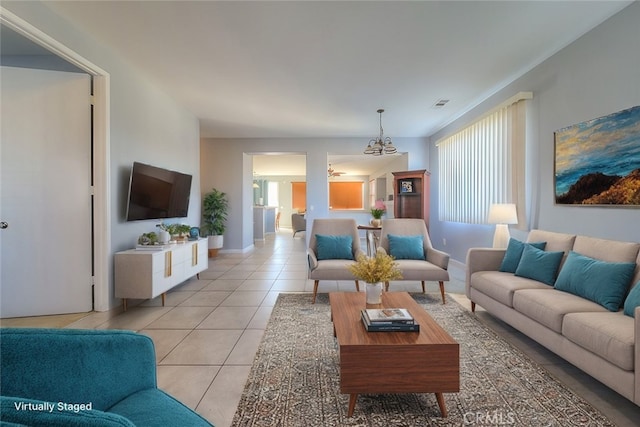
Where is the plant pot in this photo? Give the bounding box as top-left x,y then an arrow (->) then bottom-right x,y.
158,231 -> 170,244
365,282 -> 383,304
208,235 -> 223,258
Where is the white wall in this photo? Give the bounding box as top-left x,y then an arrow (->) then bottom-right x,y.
429,2 -> 640,263
200,137 -> 429,250
4,2 -> 201,309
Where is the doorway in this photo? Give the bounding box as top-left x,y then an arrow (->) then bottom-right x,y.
0,10 -> 111,314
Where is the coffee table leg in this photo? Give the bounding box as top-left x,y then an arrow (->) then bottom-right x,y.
348,394 -> 358,417
435,393 -> 447,417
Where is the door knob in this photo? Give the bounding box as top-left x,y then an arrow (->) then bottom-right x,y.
0,222 -> 8,229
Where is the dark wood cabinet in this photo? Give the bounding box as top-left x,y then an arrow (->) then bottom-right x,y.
392,169 -> 430,227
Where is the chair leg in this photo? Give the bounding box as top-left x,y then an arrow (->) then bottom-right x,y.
471,301 -> 476,312
312,280 -> 319,304
421,281 -> 426,293
385,281 -> 390,292
355,280 -> 360,292
439,281 -> 446,304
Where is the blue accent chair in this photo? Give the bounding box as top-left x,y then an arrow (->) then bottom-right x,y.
0,328 -> 213,426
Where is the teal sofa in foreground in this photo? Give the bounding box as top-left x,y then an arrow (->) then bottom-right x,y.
0,328 -> 213,426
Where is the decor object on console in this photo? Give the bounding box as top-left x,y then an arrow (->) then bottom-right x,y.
370,200 -> 386,227
554,105 -> 640,206
0,328 -> 213,427
487,203 -> 518,248
201,188 -> 229,257
363,109 -> 397,156
466,229 -> 640,407
348,251 -> 402,304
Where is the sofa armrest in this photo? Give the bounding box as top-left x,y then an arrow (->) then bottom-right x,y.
0,396 -> 135,427
426,248 -> 450,270
465,248 -> 506,298
0,329 -> 157,411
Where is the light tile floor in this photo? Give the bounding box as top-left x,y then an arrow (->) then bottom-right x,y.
3,230 -> 640,426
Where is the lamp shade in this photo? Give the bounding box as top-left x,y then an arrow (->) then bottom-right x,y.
487,203 -> 518,225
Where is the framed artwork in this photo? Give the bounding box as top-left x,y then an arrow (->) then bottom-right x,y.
554,105 -> 640,206
400,180 -> 414,193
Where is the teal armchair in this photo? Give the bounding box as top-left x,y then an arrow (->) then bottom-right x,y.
0,328 -> 212,426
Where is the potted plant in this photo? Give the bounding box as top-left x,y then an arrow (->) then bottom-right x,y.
370,200 -> 386,227
348,252 -> 402,304
202,188 -> 229,257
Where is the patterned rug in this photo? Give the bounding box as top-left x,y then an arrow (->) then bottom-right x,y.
231,293 -> 614,426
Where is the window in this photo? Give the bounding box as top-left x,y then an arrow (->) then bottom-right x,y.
291,182 -> 306,212
329,182 -> 363,210
267,181 -> 278,207
437,92 -> 531,225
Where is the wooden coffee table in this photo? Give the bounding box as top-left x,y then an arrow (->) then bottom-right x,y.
329,291 -> 459,417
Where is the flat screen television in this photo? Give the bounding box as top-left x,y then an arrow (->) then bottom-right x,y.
125,162 -> 193,221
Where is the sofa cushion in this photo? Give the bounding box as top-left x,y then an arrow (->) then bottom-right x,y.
623,282 -> 640,317
527,230 -> 576,253
562,312 -> 635,371
573,235 -> 640,264
315,234 -> 353,260
107,389 -> 212,427
499,239 -> 547,273
471,271 -> 551,308
394,259 -> 449,281
388,234 -> 425,260
554,251 -> 636,311
513,289 -> 607,333
514,245 -> 564,285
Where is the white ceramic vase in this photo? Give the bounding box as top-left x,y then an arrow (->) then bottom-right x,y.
365,282 -> 383,304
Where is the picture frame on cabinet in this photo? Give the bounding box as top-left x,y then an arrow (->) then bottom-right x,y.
400,180 -> 414,193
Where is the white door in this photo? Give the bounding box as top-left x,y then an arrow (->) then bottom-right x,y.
0,66 -> 93,317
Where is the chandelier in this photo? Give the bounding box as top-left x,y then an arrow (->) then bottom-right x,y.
364,109 -> 397,156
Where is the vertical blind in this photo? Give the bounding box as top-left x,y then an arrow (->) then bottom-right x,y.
437,94 -> 530,225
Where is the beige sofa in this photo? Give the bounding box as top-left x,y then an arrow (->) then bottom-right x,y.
466,229 -> 640,405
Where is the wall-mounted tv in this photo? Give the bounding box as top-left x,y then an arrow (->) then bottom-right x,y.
125,162 -> 193,221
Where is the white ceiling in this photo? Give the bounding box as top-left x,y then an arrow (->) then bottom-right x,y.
42,0 -> 631,140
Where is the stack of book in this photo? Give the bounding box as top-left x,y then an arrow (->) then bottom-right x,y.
360,308 -> 420,332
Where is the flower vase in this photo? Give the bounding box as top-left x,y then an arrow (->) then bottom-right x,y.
370,218 -> 381,227
365,282 -> 383,304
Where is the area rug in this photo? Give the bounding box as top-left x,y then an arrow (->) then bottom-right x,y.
231,293 -> 614,426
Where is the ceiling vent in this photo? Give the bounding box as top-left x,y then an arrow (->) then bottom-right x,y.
433,99 -> 450,108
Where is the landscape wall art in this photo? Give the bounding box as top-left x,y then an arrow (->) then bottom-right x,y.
554,105 -> 640,206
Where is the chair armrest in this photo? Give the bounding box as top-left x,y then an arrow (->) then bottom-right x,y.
426,248 -> 449,270
307,249 -> 318,271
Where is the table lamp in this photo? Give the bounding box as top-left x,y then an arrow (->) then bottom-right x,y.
488,203 -> 518,248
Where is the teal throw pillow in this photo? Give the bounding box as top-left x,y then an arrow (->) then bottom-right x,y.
555,251 -> 636,311
388,234 -> 425,260
623,282 -> 640,317
315,234 -> 353,260
514,245 -> 564,286
499,238 -> 547,273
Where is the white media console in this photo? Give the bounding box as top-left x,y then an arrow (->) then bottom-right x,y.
115,238 -> 208,310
